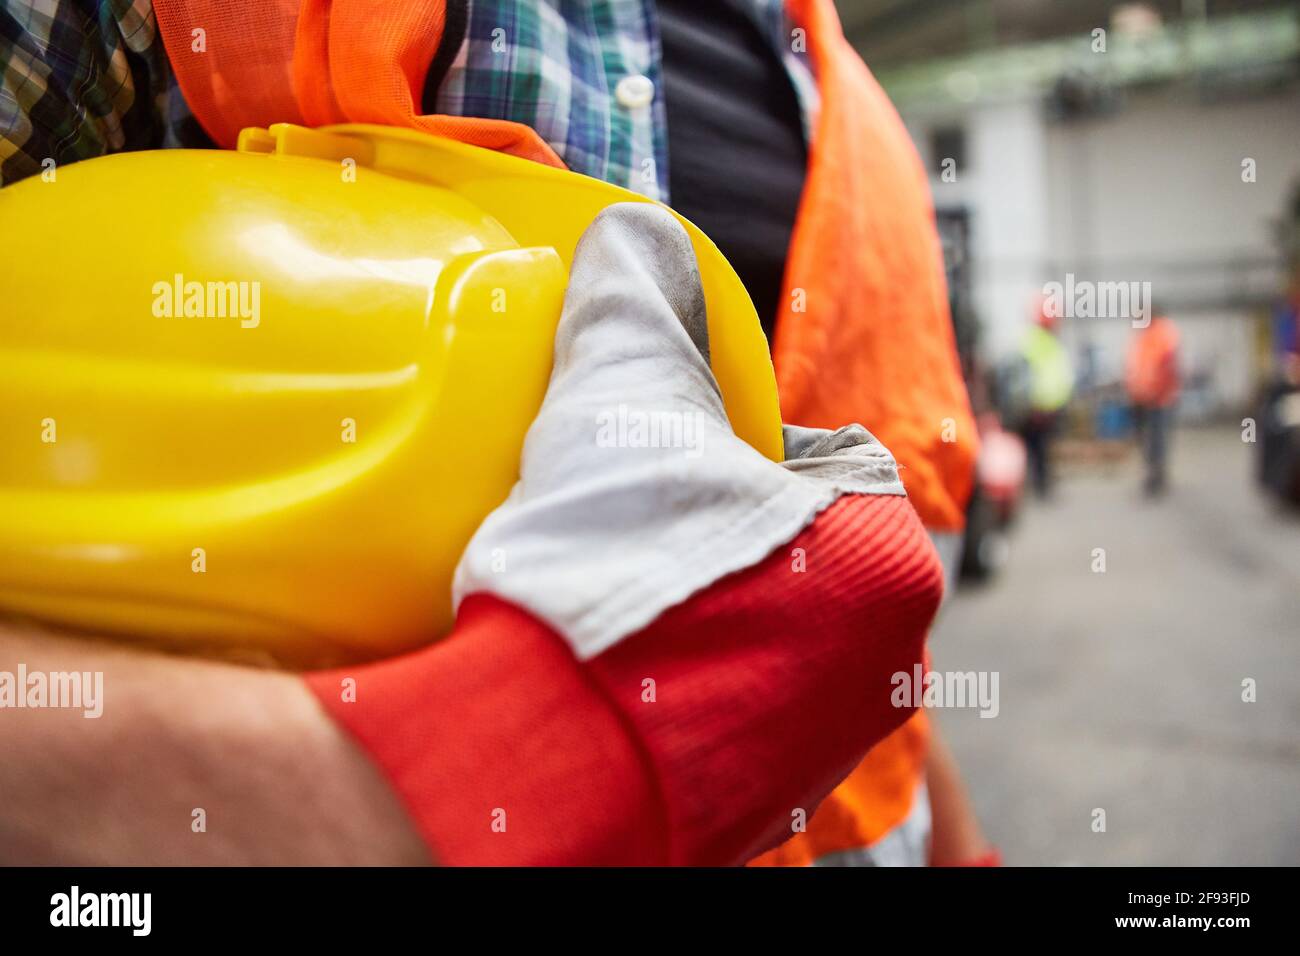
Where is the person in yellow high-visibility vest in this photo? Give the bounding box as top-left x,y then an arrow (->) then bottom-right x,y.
1016,301 -> 1076,499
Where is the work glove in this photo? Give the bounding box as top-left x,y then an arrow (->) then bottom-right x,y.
307,204 -> 944,865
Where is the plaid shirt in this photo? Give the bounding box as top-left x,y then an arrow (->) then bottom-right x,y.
0,0 -> 204,186
1,1 -> 818,194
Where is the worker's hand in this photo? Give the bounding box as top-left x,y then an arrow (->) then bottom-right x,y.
453,202 -> 905,659
307,203 -> 944,865
0,203 -> 937,867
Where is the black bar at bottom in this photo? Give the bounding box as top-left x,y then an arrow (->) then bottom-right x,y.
0,866 -> 1280,943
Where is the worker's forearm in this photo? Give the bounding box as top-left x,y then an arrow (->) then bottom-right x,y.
925,723 -> 993,866
0,624 -> 429,865
0,488 -> 940,867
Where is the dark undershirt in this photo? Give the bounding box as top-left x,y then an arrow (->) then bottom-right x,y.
656,0 -> 808,345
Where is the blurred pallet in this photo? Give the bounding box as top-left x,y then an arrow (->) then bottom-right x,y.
1055,437 -> 1133,466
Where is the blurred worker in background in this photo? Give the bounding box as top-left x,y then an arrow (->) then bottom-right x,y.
1016,298 -> 1075,498
1127,313 -> 1182,497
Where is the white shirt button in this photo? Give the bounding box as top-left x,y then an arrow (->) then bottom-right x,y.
615,74 -> 655,109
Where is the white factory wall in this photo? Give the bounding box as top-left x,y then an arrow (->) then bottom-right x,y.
905,83 -> 1300,414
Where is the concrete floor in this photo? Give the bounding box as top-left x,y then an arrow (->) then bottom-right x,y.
932,424 -> 1300,865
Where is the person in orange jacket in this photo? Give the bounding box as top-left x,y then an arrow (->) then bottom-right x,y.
1126,313 -> 1182,496
1,0 -> 991,865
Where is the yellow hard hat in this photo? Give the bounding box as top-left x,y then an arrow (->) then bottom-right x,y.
0,123 -> 782,667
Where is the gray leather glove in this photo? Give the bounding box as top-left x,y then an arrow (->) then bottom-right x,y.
454,202 -> 905,659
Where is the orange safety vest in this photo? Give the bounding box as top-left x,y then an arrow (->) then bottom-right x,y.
154,0 -> 976,866
1126,316 -> 1181,408
753,0 -> 974,867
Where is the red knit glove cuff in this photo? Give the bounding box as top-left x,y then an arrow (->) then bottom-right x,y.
305,595 -> 669,865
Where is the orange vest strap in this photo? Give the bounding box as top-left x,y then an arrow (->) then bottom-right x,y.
776,0 -> 975,533
154,0 -> 564,167
291,0 -> 345,127
757,0 -> 969,865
